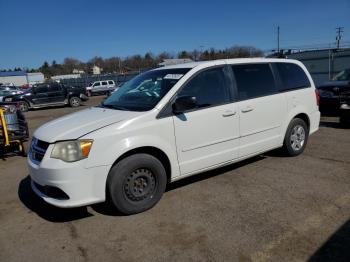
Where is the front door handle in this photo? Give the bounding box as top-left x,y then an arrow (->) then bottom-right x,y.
222,110 -> 236,117
241,106 -> 254,113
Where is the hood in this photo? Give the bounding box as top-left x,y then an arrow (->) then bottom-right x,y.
317,80 -> 350,89
34,106 -> 142,143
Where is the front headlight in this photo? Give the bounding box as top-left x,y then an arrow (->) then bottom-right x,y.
5,98 -> 12,102
51,140 -> 93,162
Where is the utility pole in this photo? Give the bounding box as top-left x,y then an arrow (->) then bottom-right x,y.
277,26 -> 280,53
336,27 -> 344,49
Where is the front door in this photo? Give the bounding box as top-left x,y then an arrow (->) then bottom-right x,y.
32,85 -> 49,104
47,83 -> 66,103
173,66 -> 239,175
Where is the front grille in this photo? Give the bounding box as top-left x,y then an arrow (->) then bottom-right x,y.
30,137 -> 49,164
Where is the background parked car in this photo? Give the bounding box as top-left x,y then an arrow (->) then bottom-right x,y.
339,90 -> 350,126
0,85 -> 23,93
317,69 -> 350,116
86,80 -> 116,96
0,88 -> 23,101
3,82 -> 88,112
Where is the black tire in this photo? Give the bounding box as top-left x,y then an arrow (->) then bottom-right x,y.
339,116 -> 350,128
69,96 -> 81,107
18,101 -> 29,112
107,154 -> 167,215
282,118 -> 309,156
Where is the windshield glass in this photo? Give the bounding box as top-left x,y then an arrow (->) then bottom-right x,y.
0,90 -> 10,96
102,68 -> 191,111
333,69 -> 350,81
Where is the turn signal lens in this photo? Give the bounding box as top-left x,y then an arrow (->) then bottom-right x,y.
80,140 -> 93,157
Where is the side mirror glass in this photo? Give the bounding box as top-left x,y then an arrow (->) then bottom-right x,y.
172,96 -> 197,114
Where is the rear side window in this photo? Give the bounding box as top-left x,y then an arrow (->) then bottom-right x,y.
101,81 -> 108,85
275,63 -> 311,91
232,64 -> 277,100
178,67 -> 231,108
35,86 -> 49,93
108,81 -> 114,85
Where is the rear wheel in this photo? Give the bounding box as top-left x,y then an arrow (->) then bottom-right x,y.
18,101 -> 29,112
282,118 -> 309,156
69,97 -> 81,107
107,154 -> 167,215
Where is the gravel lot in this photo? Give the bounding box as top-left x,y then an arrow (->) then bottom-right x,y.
1,96 -> 349,262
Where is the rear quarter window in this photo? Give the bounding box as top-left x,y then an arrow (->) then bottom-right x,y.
275,63 -> 311,91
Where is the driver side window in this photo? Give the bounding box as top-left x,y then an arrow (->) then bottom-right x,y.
178,67 -> 231,108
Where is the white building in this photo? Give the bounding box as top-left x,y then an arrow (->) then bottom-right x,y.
27,72 -> 44,85
51,74 -> 81,81
158,58 -> 193,67
73,69 -> 85,74
92,65 -> 102,75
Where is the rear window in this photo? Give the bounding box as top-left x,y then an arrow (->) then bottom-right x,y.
232,63 -> 277,100
275,63 -> 311,91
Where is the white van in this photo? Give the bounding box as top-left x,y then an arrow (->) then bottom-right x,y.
86,80 -> 116,96
28,58 -> 320,214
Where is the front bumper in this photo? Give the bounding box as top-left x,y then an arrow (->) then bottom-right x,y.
340,103 -> 350,122
28,156 -> 110,208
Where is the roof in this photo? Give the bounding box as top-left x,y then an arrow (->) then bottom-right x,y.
0,71 -> 27,77
156,58 -> 300,70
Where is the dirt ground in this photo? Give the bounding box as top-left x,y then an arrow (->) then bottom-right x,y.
1,96 -> 349,262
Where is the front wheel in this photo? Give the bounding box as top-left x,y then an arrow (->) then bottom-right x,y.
282,118 -> 309,156
107,154 -> 167,215
18,101 -> 29,112
69,97 -> 81,107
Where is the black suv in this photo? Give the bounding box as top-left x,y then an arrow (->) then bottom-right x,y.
3,83 -> 88,112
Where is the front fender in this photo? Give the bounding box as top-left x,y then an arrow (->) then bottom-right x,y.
83,117 -> 180,179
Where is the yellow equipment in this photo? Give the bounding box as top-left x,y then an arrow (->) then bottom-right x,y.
0,104 -> 29,156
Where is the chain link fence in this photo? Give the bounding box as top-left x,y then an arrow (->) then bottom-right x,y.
57,72 -> 140,88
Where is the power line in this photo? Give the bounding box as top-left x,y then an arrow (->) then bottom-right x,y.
277,26 -> 280,53
336,27 -> 344,49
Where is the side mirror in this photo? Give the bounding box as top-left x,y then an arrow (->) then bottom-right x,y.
172,96 -> 197,114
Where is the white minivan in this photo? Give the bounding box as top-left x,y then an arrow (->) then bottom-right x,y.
28,58 -> 320,214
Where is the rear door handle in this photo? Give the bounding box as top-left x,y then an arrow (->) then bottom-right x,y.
241,106 -> 254,113
222,110 -> 236,117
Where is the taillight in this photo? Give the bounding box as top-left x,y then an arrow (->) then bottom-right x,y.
315,89 -> 320,107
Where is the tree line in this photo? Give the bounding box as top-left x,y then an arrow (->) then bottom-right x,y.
1,45 -> 263,78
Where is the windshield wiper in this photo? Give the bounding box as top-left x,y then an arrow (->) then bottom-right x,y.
100,103 -> 129,111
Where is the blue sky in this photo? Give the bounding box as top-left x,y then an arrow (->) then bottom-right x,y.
0,0 -> 349,69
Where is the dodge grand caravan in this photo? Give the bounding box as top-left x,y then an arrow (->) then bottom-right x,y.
28,58 -> 320,214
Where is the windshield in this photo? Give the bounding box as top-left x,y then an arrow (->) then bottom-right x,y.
101,68 -> 191,111
333,69 -> 350,81
0,90 -> 10,96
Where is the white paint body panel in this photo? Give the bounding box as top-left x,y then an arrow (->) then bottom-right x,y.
28,58 -> 320,208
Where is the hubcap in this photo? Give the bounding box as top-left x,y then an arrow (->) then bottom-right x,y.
123,168 -> 156,202
290,125 -> 305,151
20,102 -> 27,111
71,98 -> 79,106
